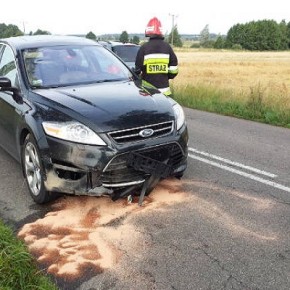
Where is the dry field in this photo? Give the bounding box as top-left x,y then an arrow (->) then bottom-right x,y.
174,49 -> 290,109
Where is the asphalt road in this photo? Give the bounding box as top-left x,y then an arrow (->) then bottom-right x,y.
0,108 -> 290,290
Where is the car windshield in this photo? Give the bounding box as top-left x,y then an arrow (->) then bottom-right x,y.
23,45 -> 132,88
112,45 -> 140,62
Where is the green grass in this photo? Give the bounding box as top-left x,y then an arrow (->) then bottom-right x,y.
0,220 -> 57,290
173,84 -> 290,128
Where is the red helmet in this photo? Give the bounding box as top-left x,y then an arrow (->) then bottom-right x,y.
145,17 -> 163,37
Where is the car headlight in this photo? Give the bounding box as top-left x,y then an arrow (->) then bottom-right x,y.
42,121 -> 106,146
173,103 -> 185,130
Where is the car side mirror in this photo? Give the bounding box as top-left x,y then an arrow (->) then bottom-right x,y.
0,77 -> 23,104
131,67 -> 139,74
0,76 -> 12,89
131,67 -> 142,80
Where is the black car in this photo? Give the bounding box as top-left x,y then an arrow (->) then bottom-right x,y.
99,41 -> 140,69
0,35 -> 188,204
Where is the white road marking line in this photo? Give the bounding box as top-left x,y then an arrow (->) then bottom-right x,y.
189,148 -> 277,178
189,154 -> 290,194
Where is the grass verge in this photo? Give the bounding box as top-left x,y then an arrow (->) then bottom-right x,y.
0,220 -> 57,290
173,84 -> 290,128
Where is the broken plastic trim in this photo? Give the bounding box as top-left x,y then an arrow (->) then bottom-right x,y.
126,152 -> 173,206
127,152 -> 173,178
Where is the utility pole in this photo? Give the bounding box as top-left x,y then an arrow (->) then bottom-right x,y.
169,14 -> 177,46
22,21 -> 28,35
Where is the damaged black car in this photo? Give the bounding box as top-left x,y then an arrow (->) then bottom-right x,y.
0,35 -> 188,205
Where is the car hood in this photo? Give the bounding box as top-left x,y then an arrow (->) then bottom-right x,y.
33,80 -> 175,132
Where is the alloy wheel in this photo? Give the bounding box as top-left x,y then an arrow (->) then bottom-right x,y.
24,142 -> 42,196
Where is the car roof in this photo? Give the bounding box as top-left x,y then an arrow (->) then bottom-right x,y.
109,41 -> 139,47
0,35 -> 100,50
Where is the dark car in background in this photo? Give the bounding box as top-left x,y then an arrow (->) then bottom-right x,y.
0,35 -> 188,205
100,41 -> 140,68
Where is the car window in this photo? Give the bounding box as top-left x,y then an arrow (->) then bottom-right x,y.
0,45 -> 19,88
112,45 -> 139,62
23,45 -> 132,88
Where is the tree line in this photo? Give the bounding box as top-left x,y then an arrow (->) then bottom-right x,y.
201,20 -> 290,50
0,23 -> 52,38
1,19 -> 290,51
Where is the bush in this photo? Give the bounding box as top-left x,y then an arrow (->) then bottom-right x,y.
232,44 -> 243,50
190,43 -> 200,48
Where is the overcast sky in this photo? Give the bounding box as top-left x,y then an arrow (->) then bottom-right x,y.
2,0 -> 289,36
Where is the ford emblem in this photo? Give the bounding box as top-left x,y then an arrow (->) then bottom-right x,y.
139,128 -> 154,138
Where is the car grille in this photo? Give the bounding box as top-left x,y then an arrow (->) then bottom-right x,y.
100,143 -> 184,186
108,121 -> 174,143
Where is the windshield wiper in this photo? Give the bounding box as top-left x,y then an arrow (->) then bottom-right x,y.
95,78 -> 127,83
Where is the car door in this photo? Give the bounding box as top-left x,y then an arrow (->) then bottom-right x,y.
0,44 -> 23,159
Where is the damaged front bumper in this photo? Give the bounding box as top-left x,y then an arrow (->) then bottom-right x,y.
40,126 -> 188,200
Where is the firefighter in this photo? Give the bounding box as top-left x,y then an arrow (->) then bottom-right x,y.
135,17 -> 179,96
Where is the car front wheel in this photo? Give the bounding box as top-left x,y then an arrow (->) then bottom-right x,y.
22,134 -> 53,204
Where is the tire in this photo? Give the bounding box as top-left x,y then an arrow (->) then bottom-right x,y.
22,133 -> 55,204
